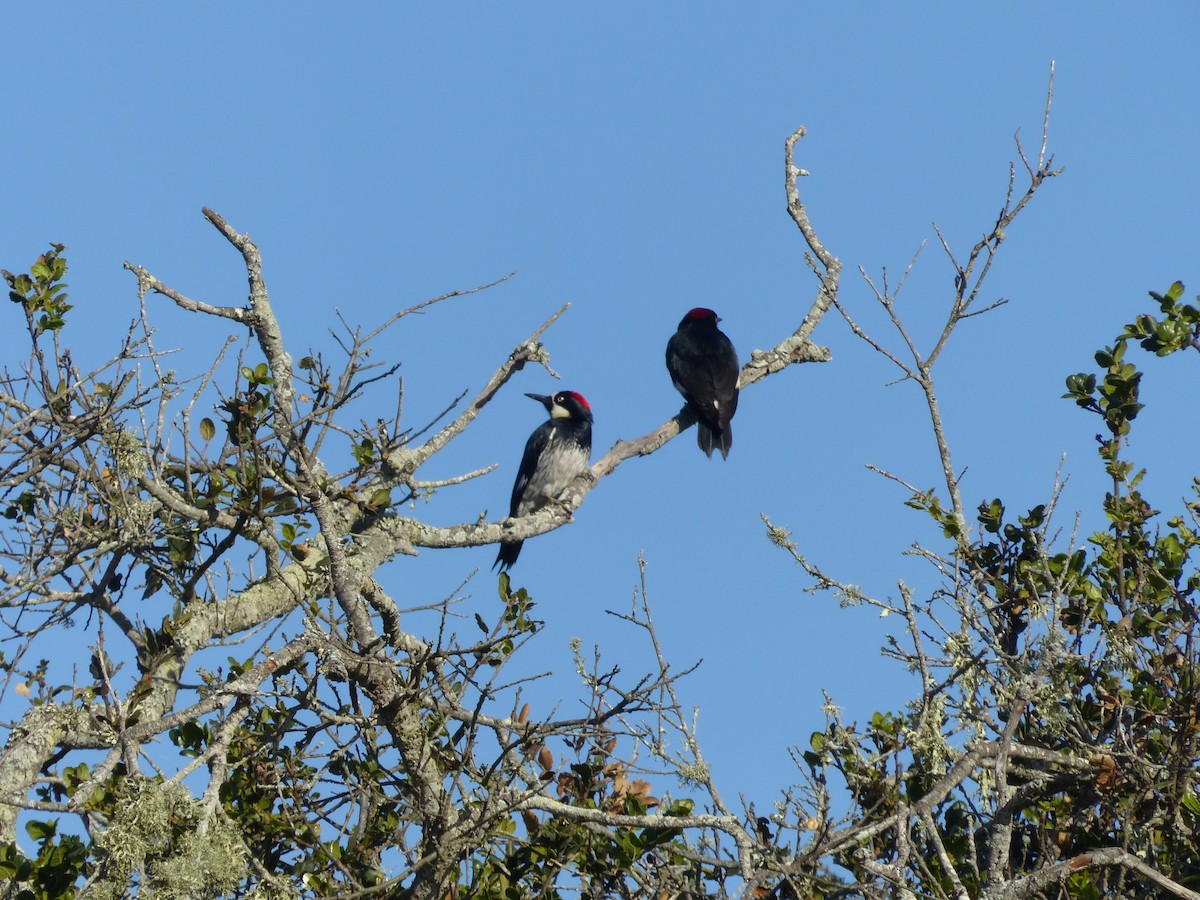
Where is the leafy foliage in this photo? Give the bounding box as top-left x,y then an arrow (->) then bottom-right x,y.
3,243 -> 72,334
11,108 -> 1200,899
778,281 -> 1200,898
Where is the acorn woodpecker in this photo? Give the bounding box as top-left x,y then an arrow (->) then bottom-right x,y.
666,308 -> 739,459
494,390 -> 593,570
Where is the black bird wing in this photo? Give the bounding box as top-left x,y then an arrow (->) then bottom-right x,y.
509,423 -> 552,516
707,336 -> 740,427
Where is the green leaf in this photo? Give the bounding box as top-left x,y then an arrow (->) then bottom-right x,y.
978,498 -> 1004,533
1183,789 -> 1200,816
667,798 -> 694,817
199,417 -> 215,441
24,820 -> 55,841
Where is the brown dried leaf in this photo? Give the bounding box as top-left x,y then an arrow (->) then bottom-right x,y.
630,778 -> 659,808
556,772 -> 574,798
1092,753 -> 1118,789
520,809 -> 539,834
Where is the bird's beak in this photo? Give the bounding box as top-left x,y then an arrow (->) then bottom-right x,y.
526,392 -> 570,419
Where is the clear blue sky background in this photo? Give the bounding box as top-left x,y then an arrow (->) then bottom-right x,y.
3,3 -> 1199,829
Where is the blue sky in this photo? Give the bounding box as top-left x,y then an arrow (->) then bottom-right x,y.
3,3 -> 1199,828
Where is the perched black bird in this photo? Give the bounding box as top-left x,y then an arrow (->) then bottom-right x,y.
666,307 -> 739,459
494,390 -> 593,570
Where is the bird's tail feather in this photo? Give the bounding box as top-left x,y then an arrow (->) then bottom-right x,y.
697,422 -> 732,460
494,540 -> 523,571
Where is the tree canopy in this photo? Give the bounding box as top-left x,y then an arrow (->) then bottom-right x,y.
4,77 -> 1200,900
